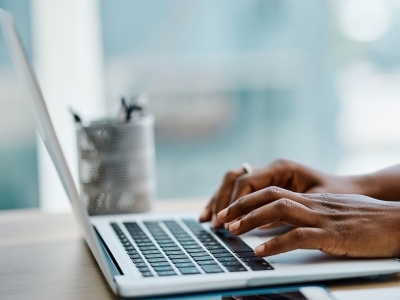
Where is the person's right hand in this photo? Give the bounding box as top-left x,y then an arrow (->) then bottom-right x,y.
200,159 -> 365,228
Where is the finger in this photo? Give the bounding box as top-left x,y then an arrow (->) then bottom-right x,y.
228,199 -> 318,235
218,186 -> 311,223
228,162 -> 294,205
257,222 -> 285,230
199,198 -> 213,222
229,172 -> 259,204
211,168 -> 245,227
254,227 -> 327,256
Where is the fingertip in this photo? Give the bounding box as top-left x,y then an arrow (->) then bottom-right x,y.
255,244 -> 266,256
228,220 -> 241,234
217,208 -> 228,220
199,208 -> 211,222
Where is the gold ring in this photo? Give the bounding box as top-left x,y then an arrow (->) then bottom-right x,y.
242,162 -> 253,174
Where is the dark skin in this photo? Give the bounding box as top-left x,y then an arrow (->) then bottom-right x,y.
199,159 -> 400,257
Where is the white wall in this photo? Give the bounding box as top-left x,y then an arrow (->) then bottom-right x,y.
31,0 -> 106,211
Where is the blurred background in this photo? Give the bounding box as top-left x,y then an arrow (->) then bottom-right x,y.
1,0 -> 400,211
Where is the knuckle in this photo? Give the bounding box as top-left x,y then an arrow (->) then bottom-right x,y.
294,228 -> 308,241
224,170 -> 239,182
234,176 -> 248,188
275,198 -> 292,213
235,196 -> 246,209
318,193 -> 334,202
271,158 -> 292,168
245,210 -> 256,222
264,186 -> 283,198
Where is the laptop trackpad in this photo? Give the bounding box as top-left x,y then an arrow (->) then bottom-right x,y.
240,227 -> 344,268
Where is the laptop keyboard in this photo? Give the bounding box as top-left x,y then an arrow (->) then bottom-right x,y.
110,219 -> 273,277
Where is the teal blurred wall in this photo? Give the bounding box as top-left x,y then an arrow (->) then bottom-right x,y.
0,0 -> 38,209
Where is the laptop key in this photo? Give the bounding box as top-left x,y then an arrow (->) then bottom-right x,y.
182,245 -> 201,249
179,267 -> 201,275
235,251 -> 257,258
162,247 -> 181,251
209,249 -> 230,254
132,259 -> 145,264
153,266 -> 174,272
240,257 -> 265,262
154,236 -> 173,240
186,248 -> 206,253
220,261 -> 242,267
171,258 -> 192,264
196,260 -> 219,265
180,241 -> 198,246
168,255 -> 189,260
138,246 -> 158,251
193,256 -> 214,261
141,272 -> 153,277
225,266 -> 247,272
135,262 -> 148,268
212,228 -> 254,253
144,254 -> 165,259
201,265 -> 224,273
217,257 -> 238,262
246,260 -> 274,270
142,250 -> 162,255
138,267 -> 151,273
176,237 -> 195,242
213,253 -> 234,258
249,265 -> 274,271
165,251 -> 185,256
202,242 -> 219,246
204,245 -> 225,250
174,262 -> 195,268
136,242 -> 154,247
159,243 -> 177,248
129,254 -> 142,259
189,252 -> 209,257
157,271 -> 176,276
133,238 -> 152,243
150,262 -> 171,267
148,258 -> 168,263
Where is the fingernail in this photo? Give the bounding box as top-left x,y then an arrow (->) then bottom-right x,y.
255,245 -> 265,256
229,221 -> 241,233
218,208 -> 228,220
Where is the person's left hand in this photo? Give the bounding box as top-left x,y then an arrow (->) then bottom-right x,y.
217,186 -> 400,258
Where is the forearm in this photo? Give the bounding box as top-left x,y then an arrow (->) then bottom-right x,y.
347,164 -> 400,201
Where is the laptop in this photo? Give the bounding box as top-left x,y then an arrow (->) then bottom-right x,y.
1,8 -> 400,298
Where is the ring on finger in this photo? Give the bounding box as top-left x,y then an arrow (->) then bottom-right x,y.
242,162 -> 253,174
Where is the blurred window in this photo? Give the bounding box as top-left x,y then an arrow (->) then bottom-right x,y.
100,0 -> 340,199
0,0 -> 38,209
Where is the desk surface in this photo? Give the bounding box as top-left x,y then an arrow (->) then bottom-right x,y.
1,199 -> 400,300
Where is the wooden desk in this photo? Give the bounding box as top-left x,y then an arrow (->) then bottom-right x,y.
1,199 -> 399,299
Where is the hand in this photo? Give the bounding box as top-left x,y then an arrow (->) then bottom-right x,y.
217,186 -> 400,258
200,159 -> 363,228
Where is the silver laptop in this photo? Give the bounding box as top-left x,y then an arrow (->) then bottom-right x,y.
2,8 -> 400,298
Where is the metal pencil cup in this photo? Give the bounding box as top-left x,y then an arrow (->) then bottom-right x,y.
76,114 -> 156,215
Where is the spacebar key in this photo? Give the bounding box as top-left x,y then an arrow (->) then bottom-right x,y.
212,229 -> 253,252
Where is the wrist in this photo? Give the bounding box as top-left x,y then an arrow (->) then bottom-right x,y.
345,174 -> 381,198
